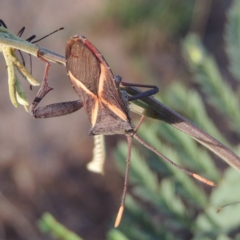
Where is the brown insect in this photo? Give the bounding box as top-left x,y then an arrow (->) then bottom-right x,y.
30,35 -> 215,227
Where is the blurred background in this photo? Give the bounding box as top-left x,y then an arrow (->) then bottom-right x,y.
1,0 -> 240,239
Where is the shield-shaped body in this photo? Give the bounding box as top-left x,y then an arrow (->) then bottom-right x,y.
66,35 -> 134,135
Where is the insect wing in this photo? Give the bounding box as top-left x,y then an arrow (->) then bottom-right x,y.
66,36 -> 134,135
66,36 -> 100,125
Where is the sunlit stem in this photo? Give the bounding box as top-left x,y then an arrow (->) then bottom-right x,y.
2,46 -> 18,107
12,51 -> 40,86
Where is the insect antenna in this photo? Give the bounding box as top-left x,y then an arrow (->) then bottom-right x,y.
133,134 -> 216,186
16,25 -> 64,89
18,27 -> 27,38
31,27 -> 64,43
27,27 -> 64,87
16,27 -> 32,67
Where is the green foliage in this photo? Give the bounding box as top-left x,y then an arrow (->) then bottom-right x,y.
225,0 -> 240,81
105,0 -> 194,55
38,213 -> 84,240
183,34 -> 240,133
106,0 -> 193,33
110,0 -> 240,239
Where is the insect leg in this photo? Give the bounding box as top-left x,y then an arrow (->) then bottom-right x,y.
133,134 -> 216,186
0,20 -> 7,28
30,58 -> 83,118
115,116 -> 145,227
114,135 -> 133,228
120,80 -> 159,101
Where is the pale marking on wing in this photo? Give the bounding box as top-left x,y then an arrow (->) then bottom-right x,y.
68,71 -> 99,125
98,64 -> 128,121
